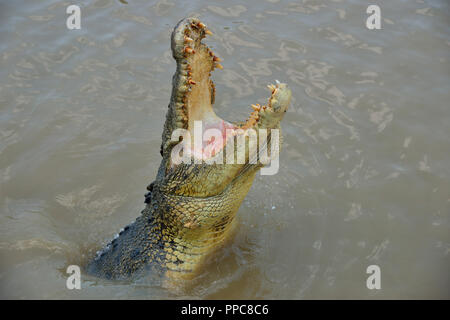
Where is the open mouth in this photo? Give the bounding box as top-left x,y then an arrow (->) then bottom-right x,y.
169,18 -> 290,162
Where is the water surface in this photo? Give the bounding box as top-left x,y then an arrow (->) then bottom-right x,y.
0,0 -> 449,299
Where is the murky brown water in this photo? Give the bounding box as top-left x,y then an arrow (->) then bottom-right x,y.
1,0 -> 449,299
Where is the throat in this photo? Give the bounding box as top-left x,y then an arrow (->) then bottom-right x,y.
186,115 -> 236,160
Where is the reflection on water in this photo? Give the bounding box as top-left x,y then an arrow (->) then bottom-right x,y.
0,0 -> 449,299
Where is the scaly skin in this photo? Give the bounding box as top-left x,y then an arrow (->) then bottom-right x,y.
86,17 -> 291,282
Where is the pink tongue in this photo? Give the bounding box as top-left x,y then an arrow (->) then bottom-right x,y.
191,120 -> 236,159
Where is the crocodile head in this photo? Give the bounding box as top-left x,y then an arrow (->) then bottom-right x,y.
157,17 -> 291,199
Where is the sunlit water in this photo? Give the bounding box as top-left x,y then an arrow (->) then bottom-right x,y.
0,0 -> 449,299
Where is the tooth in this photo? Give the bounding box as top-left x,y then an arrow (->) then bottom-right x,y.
184,36 -> 194,43
267,84 -> 276,92
205,29 -> 213,36
213,56 -> 221,62
251,104 -> 260,111
188,79 -> 196,85
185,47 -> 195,54
215,63 -> 223,69
198,22 -> 206,29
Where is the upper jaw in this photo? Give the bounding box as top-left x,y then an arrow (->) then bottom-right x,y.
170,18 -> 220,129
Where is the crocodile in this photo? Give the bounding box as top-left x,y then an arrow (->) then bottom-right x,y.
86,17 -> 291,282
